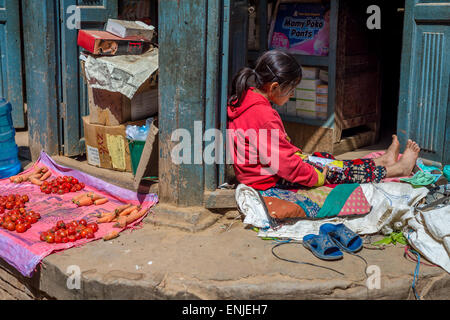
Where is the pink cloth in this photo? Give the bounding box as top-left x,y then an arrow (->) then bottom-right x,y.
0,152 -> 158,277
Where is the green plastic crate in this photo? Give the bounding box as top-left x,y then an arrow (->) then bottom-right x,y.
128,139 -> 146,176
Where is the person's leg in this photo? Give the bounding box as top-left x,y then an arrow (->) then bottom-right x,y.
372,135 -> 400,167
384,139 -> 420,178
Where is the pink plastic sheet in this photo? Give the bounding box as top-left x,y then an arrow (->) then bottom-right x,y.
0,152 -> 158,277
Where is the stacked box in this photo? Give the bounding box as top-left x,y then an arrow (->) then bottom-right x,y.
301,67 -> 320,80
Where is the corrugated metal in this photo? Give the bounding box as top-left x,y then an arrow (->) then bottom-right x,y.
417,32 -> 444,153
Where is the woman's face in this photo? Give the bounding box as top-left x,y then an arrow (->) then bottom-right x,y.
269,84 -> 296,106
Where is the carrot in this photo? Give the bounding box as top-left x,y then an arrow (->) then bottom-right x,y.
113,216 -> 128,228
75,197 -> 94,207
114,203 -> 131,215
29,177 -> 43,186
97,212 -> 116,223
125,207 -> 148,224
40,166 -> 48,173
103,231 -> 120,241
40,171 -> 52,181
72,193 -> 90,202
87,193 -> 104,201
94,198 -> 108,205
118,205 -> 138,217
29,173 -> 43,180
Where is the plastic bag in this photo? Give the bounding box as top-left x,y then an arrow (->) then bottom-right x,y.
126,118 -> 153,141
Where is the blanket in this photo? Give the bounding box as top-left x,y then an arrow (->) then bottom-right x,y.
0,152 -> 158,277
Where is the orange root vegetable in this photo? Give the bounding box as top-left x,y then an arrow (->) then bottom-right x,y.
94,198 -> 108,205
97,212 -> 116,223
40,171 -> 52,181
118,205 -> 138,217
75,197 -> 94,207
72,193 -> 90,202
87,193 -> 104,201
113,216 -> 128,228
114,203 -> 131,214
40,166 -> 48,173
103,231 -> 120,241
125,208 -> 148,224
29,177 -> 43,186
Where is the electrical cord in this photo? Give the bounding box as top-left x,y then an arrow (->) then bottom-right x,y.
271,241 -> 345,276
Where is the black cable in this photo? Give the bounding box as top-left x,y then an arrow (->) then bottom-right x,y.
271,242 -> 345,276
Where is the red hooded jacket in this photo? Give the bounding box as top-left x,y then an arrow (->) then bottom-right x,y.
227,88 -> 322,190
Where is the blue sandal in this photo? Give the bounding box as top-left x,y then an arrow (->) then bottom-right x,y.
302,233 -> 343,261
319,223 -> 363,253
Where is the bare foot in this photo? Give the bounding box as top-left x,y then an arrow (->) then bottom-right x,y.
387,139 -> 420,177
383,135 -> 400,166
373,135 -> 400,167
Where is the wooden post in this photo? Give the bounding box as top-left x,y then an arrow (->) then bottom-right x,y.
22,0 -> 60,160
158,0 -> 208,206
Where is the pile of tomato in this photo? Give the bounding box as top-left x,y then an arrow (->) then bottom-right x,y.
0,194 -> 30,213
40,219 -> 99,243
0,194 -> 40,233
40,176 -> 85,195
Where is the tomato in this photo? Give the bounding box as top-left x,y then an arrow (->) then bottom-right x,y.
21,195 -> 29,203
54,235 -> 62,243
56,221 -> 65,229
16,218 -> 25,225
87,223 -> 98,233
48,227 -> 57,234
46,234 -> 55,243
5,202 -> 13,210
45,189 -> 52,194
72,178 -> 79,185
25,215 -> 33,223
84,227 -> 94,234
68,235 -> 76,242
80,230 -> 88,238
79,182 -> 85,189
78,219 -> 87,227
67,226 -> 76,236
51,187 -> 58,193
57,189 -> 64,195
15,224 -> 26,233
33,213 -> 41,220
75,225 -> 84,234
69,221 -> 78,228
10,214 -> 18,222
40,232 -> 48,241
75,233 -> 82,240
25,222 -> 32,230
74,184 -> 82,191
62,237 -> 69,243
7,195 -> 15,202
86,232 -> 94,239
70,187 -> 77,193
6,222 -> 16,231
59,230 -> 68,238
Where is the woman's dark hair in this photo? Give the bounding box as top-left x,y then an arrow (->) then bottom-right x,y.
228,50 -> 302,107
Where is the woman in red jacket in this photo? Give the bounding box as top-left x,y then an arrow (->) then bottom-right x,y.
227,50 -> 420,191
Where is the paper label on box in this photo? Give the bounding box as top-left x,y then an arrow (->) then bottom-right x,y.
106,134 -> 126,171
87,145 -> 101,167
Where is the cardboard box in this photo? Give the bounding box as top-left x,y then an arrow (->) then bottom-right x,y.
105,19 -> 155,40
77,30 -> 151,56
301,66 -> 319,80
296,98 -> 316,111
88,77 -> 158,126
83,116 -> 145,172
298,79 -> 321,91
296,88 -> 316,100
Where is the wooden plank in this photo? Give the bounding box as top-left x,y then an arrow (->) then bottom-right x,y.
341,113 -> 378,129
204,189 -> 236,209
159,0 -> 208,206
22,0 -> 59,160
333,130 -> 375,156
283,121 -> 334,154
1,0 -> 24,128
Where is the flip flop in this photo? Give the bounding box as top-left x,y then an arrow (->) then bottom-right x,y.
319,223 -> 363,253
302,233 -> 343,261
